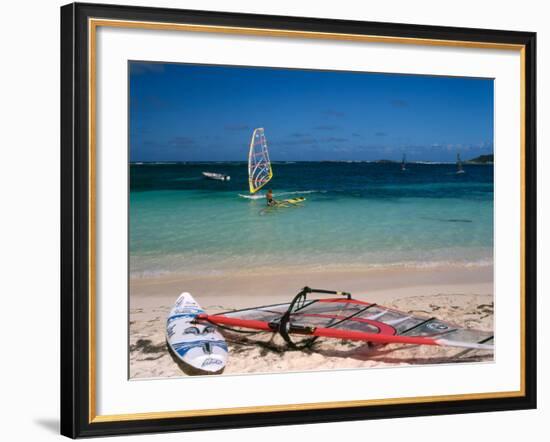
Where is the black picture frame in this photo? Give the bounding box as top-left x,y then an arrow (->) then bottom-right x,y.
61,2 -> 537,438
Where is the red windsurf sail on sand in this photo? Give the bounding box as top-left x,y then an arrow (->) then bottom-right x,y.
196,287 -> 494,351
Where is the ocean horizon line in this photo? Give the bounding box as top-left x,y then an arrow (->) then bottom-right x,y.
130,160 -> 492,165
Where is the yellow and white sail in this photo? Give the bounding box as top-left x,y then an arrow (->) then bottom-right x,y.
248,128 -> 273,194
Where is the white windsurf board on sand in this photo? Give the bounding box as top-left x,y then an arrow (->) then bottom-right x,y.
166,292 -> 227,374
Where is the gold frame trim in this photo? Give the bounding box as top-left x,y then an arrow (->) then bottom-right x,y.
88,18 -> 527,424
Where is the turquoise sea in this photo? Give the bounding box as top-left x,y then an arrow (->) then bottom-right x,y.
130,162 -> 493,277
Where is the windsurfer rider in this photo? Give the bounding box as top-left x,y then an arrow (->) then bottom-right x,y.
266,189 -> 277,206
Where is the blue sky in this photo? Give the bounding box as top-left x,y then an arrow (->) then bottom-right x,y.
129,61 -> 493,162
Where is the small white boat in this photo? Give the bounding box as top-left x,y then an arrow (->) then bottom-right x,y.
202,172 -> 230,181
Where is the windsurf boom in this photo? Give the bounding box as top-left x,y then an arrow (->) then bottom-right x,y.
248,128 -> 273,194
197,287 -> 494,351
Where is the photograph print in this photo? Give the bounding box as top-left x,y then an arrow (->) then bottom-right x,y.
128,61 -> 494,378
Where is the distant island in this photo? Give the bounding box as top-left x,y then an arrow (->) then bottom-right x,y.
373,155 -> 494,165
466,154 -> 494,164
130,155 -> 494,165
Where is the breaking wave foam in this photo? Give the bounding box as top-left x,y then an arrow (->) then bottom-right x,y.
238,190 -> 323,200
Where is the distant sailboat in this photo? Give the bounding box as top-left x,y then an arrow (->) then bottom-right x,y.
401,154 -> 407,171
456,153 -> 465,174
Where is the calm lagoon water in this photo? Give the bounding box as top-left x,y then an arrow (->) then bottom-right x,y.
130,162 -> 493,277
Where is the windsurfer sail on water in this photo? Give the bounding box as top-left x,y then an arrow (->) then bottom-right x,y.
248,128 -> 273,194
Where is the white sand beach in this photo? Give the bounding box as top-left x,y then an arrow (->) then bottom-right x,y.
129,264 -> 493,379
